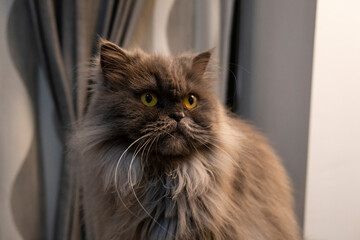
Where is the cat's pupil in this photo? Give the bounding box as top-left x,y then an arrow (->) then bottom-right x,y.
188,96 -> 194,105
145,94 -> 152,103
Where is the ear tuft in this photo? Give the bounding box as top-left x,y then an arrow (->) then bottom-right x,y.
192,49 -> 213,75
98,39 -> 131,89
99,39 -> 130,69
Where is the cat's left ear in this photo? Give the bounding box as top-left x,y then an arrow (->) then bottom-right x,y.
192,49 -> 213,76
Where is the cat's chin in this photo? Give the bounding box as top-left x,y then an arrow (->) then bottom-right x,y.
156,133 -> 192,157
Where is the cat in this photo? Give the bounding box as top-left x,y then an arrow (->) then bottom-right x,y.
71,38 -> 301,240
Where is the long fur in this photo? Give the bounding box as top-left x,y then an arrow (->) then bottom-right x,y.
70,39 -> 301,240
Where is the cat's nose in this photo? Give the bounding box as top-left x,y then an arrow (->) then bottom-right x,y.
168,112 -> 185,122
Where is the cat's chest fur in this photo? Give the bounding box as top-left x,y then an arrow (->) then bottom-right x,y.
109,150 -> 237,240
78,118 -> 300,240
81,121 -> 241,240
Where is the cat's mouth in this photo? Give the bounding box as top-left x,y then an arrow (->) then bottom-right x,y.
142,119 -> 206,158
155,121 -> 193,157
170,121 -> 186,135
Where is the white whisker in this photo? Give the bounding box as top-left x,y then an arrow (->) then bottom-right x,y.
113,134 -> 150,216
128,135 -> 175,238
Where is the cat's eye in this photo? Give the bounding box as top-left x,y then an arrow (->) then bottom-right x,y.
184,94 -> 197,109
141,92 -> 158,107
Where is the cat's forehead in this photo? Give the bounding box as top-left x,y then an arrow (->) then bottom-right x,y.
144,55 -> 193,96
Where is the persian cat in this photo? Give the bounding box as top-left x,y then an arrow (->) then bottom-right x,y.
72,39 -> 300,240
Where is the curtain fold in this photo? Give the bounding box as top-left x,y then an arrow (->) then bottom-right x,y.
29,0 -> 75,128
1,0 -> 43,239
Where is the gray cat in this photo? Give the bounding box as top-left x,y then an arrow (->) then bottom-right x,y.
71,39 -> 301,240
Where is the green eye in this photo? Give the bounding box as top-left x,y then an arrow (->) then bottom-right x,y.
184,94 -> 197,109
141,92 -> 158,107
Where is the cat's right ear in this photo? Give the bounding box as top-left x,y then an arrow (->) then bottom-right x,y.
99,38 -> 131,89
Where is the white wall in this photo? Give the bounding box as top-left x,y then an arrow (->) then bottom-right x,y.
304,0 -> 360,239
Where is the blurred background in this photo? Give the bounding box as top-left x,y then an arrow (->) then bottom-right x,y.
0,0 -> 359,239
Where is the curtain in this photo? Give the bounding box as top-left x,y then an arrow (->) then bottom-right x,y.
233,0 -> 316,229
1,0 -> 235,239
1,1 -> 44,239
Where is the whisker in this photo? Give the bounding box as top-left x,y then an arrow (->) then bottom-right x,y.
128,136 -> 175,238
140,137 -> 153,163
145,135 -> 158,163
113,134 -> 150,217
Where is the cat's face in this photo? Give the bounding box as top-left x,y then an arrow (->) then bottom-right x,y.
93,40 -> 219,160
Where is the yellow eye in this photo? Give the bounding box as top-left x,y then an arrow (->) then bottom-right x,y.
184,94 -> 197,109
141,92 -> 158,107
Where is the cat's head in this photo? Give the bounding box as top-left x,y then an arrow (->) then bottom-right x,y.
88,39 -> 221,161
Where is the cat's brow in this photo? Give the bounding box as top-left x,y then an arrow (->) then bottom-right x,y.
150,72 -> 164,90
150,71 -> 177,94
130,79 -> 158,92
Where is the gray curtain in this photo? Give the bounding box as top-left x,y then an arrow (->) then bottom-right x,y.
1,0 -> 234,239
233,0 -> 316,230
1,1 -> 44,239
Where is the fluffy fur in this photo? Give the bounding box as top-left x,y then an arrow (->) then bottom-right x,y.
71,39 -> 301,240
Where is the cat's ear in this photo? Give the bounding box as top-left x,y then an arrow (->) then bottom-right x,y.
192,49 -> 213,76
99,38 -> 131,88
